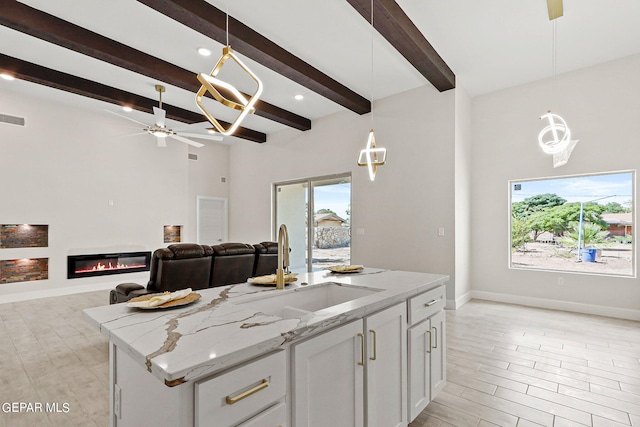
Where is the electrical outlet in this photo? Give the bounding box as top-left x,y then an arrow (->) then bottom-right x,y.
114,384 -> 121,419
108,199 -> 114,206
438,227 -> 445,236
557,277 -> 564,286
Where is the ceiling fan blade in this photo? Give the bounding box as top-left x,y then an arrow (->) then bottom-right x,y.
105,109 -> 148,127
173,121 -> 214,131
153,106 -> 166,127
547,0 -> 563,20
177,132 -> 223,142
156,136 -> 167,148
170,134 -> 205,148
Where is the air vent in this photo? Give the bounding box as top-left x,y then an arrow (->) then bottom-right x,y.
0,113 -> 25,127
188,153 -> 198,161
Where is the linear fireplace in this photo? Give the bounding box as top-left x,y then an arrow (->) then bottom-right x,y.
67,251 -> 151,279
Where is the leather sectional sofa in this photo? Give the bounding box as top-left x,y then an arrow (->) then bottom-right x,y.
109,242 -> 279,304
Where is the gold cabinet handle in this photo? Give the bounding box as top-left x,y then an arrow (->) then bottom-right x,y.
357,333 -> 365,366
433,326 -> 438,349
424,299 -> 438,307
369,329 -> 377,361
426,330 -> 432,353
225,379 -> 269,405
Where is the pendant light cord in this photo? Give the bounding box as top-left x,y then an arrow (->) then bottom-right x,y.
226,2 -> 229,46
370,0 -> 374,129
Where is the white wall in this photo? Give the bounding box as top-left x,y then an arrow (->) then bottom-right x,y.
0,88 -> 228,301
454,84 -> 473,308
229,84 -> 457,296
471,54 -> 640,319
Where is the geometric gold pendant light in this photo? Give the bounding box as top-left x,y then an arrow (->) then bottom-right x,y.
358,129 -> 386,181
195,45 -> 263,136
357,0 -> 387,181
538,0 -> 577,167
194,5 -> 263,136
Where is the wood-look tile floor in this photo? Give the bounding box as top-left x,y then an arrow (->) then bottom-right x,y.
410,300 -> 640,427
0,290 -> 110,427
1,292 -> 639,426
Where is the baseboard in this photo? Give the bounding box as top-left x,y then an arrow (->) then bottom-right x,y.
446,291 -> 472,310
470,290 -> 640,321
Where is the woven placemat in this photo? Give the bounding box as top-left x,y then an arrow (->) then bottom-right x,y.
128,292 -> 201,309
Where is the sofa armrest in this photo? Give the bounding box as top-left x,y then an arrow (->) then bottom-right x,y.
110,282 -> 146,304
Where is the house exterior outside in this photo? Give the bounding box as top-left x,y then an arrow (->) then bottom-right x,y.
602,213 -> 633,237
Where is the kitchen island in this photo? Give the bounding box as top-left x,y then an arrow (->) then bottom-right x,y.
84,268 -> 449,427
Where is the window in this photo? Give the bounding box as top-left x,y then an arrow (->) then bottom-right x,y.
274,174 -> 351,272
509,170 -> 634,277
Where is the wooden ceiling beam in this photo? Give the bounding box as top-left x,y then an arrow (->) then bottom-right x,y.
0,53 -> 267,143
346,0 -> 455,92
136,0 -> 372,115
0,0 -> 309,131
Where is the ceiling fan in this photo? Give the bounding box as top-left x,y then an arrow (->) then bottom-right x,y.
546,0 -> 563,20
107,85 -> 223,148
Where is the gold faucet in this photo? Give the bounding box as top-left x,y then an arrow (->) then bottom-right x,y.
276,224 -> 290,290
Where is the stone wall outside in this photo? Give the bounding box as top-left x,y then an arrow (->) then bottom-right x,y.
314,226 -> 350,249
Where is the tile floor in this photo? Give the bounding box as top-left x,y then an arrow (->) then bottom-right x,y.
0,290 -> 109,427
410,300 -> 640,427
1,291 -> 639,426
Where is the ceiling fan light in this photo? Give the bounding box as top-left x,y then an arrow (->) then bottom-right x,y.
0,73 -> 15,81
122,106 -> 133,112
294,94 -> 304,100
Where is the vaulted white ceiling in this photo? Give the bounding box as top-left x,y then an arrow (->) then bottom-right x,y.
2,0 -> 640,142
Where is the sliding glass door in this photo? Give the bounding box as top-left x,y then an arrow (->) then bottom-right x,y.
274,173 -> 351,272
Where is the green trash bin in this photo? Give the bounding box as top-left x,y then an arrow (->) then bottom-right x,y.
581,248 -> 597,262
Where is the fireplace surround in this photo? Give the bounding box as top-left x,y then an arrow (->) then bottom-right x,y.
67,252 -> 151,279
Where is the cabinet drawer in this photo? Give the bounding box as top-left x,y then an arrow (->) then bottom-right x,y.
407,285 -> 445,325
195,351 -> 286,427
237,402 -> 286,427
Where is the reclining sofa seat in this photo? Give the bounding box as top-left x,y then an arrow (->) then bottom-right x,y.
252,241 -> 279,277
209,243 -> 256,287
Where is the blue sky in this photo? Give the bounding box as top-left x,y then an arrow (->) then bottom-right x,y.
511,171 -> 634,206
313,182 -> 351,219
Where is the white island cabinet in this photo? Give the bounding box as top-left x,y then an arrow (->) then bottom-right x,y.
292,302 -> 407,427
83,269 -> 448,427
407,284 -> 446,422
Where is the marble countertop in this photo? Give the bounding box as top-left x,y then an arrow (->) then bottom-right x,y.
83,268 -> 448,386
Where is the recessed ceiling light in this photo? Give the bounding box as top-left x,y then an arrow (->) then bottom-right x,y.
294,94 -> 304,100
122,106 -> 133,112
207,129 -> 217,134
0,73 -> 15,81
198,47 -> 212,57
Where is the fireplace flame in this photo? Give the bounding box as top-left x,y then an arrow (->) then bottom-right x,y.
75,261 -> 147,274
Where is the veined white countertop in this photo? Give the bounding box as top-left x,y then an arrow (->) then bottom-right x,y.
83,268 -> 449,386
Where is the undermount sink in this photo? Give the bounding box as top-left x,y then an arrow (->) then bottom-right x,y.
235,283 -> 382,319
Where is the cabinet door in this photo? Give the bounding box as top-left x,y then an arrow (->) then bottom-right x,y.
292,319 -> 364,427
237,402 -> 286,427
407,318 -> 431,422
430,309 -> 446,397
364,303 -> 407,427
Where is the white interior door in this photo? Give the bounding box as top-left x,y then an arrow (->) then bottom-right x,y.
197,196 -> 228,245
